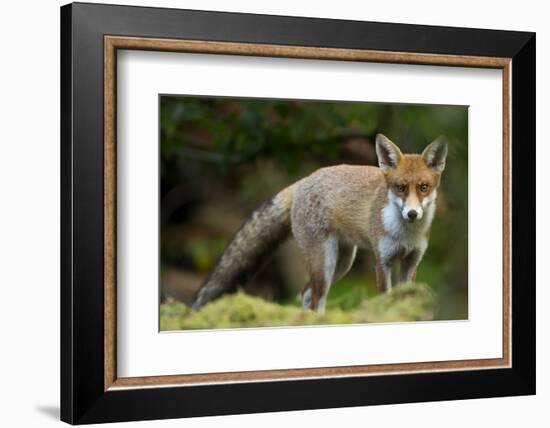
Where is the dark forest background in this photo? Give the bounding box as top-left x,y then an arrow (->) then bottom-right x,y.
160,95 -> 468,326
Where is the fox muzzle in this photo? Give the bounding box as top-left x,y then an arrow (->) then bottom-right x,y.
402,204 -> 423,221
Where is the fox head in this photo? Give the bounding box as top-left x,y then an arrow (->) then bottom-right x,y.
375,133 -> 448,222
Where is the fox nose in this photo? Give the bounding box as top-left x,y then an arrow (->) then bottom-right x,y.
407,210 -> 418,220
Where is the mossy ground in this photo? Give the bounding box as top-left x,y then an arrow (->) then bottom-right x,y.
160,282 -> 436,331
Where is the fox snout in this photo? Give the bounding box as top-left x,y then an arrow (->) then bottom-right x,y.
406,210 -> 418,220
390,192 -> 424,221
403,205 -> 422,221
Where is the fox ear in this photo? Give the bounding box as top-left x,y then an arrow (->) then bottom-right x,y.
376,134 -> 403,172
422,137 -> 448,172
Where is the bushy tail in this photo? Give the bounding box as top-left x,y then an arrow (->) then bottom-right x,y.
192,189 -> 293,310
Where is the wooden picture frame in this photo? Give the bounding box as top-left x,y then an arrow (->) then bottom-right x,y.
61,2 -> 535,424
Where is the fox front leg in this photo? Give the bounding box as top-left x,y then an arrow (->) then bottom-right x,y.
399,243 -> 427,284
375,237 -> 397,293
375,262 -> 393,293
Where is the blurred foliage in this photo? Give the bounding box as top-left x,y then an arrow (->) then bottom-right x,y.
160,283 -> 436,330
184,238 -> 228,273
160,95 -> 468,327
161,97 -> 373,175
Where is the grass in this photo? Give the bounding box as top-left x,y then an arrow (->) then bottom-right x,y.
160,282 -> 436,331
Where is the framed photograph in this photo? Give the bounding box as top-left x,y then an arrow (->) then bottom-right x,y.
60,2 -> 535,424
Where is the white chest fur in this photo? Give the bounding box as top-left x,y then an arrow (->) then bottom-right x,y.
377,191 -> 436,265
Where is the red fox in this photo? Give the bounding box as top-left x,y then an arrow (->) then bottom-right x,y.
192,134 -> 447,313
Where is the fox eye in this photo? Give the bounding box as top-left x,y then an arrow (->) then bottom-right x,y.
419,183 -> 430,192
394,184 -> 407,193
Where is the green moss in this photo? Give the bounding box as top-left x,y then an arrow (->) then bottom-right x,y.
160,283 -> 437,331
364,282 -> 437,323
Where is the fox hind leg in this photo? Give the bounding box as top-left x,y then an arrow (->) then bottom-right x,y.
333,244 -> 357,283
308,244 -> 356,310
302,234 -> 339,313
